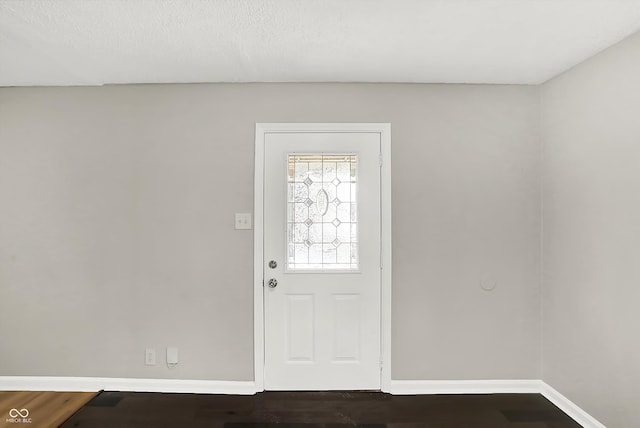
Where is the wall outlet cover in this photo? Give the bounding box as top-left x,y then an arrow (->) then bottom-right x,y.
166,347 -> 179,365
145,348 -> 156,366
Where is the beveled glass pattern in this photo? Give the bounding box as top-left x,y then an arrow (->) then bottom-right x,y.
287,154 -> 358,271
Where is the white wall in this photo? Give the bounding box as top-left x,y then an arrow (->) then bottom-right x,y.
0,83 -> 541,381
541,31 -> 640,427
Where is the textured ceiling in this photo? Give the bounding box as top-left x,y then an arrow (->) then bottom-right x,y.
1,0 -> 640,87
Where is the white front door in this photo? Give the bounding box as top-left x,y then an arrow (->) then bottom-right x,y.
262,130 -> 382,390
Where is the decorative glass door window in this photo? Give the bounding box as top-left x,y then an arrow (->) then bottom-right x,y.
287,154 -> 358,271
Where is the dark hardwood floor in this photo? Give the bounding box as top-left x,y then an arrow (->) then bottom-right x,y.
60,391 -> 582,428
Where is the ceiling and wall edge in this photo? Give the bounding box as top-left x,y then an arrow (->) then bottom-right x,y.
2,0 -> 640,87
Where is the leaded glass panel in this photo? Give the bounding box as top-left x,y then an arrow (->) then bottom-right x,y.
287,154 -> 358,271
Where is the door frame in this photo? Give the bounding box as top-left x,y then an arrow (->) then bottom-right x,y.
253,123 -> 392,392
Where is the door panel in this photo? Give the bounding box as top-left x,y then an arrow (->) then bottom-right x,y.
286,294 -> 314,362
332,294 -> 361,361
263,131 -> 381,390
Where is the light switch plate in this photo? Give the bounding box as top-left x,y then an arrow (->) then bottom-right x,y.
235,213 -> 252,230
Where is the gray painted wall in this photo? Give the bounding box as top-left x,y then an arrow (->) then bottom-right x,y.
541,31 -> 640,427
0,83 -> 541,381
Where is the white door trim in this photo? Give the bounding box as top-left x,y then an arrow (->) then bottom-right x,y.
254,123 -> 392,392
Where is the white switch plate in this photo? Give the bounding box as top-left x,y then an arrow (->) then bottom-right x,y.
235,213 -> 252,230
145,348 -> 156,366
166,347 -> 179,365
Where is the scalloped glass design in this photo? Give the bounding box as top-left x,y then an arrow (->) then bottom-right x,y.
287,154 -> 358,271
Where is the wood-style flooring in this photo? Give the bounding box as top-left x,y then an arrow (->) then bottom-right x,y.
0,391 -> 96,428
60,391 -> 582,428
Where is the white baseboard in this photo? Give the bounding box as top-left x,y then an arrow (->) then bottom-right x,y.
389,379 -> 543,395
390,379 -> 605,428
0,376 -> 258,395
0,376 -> 605,427
540,382 -> 607,428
